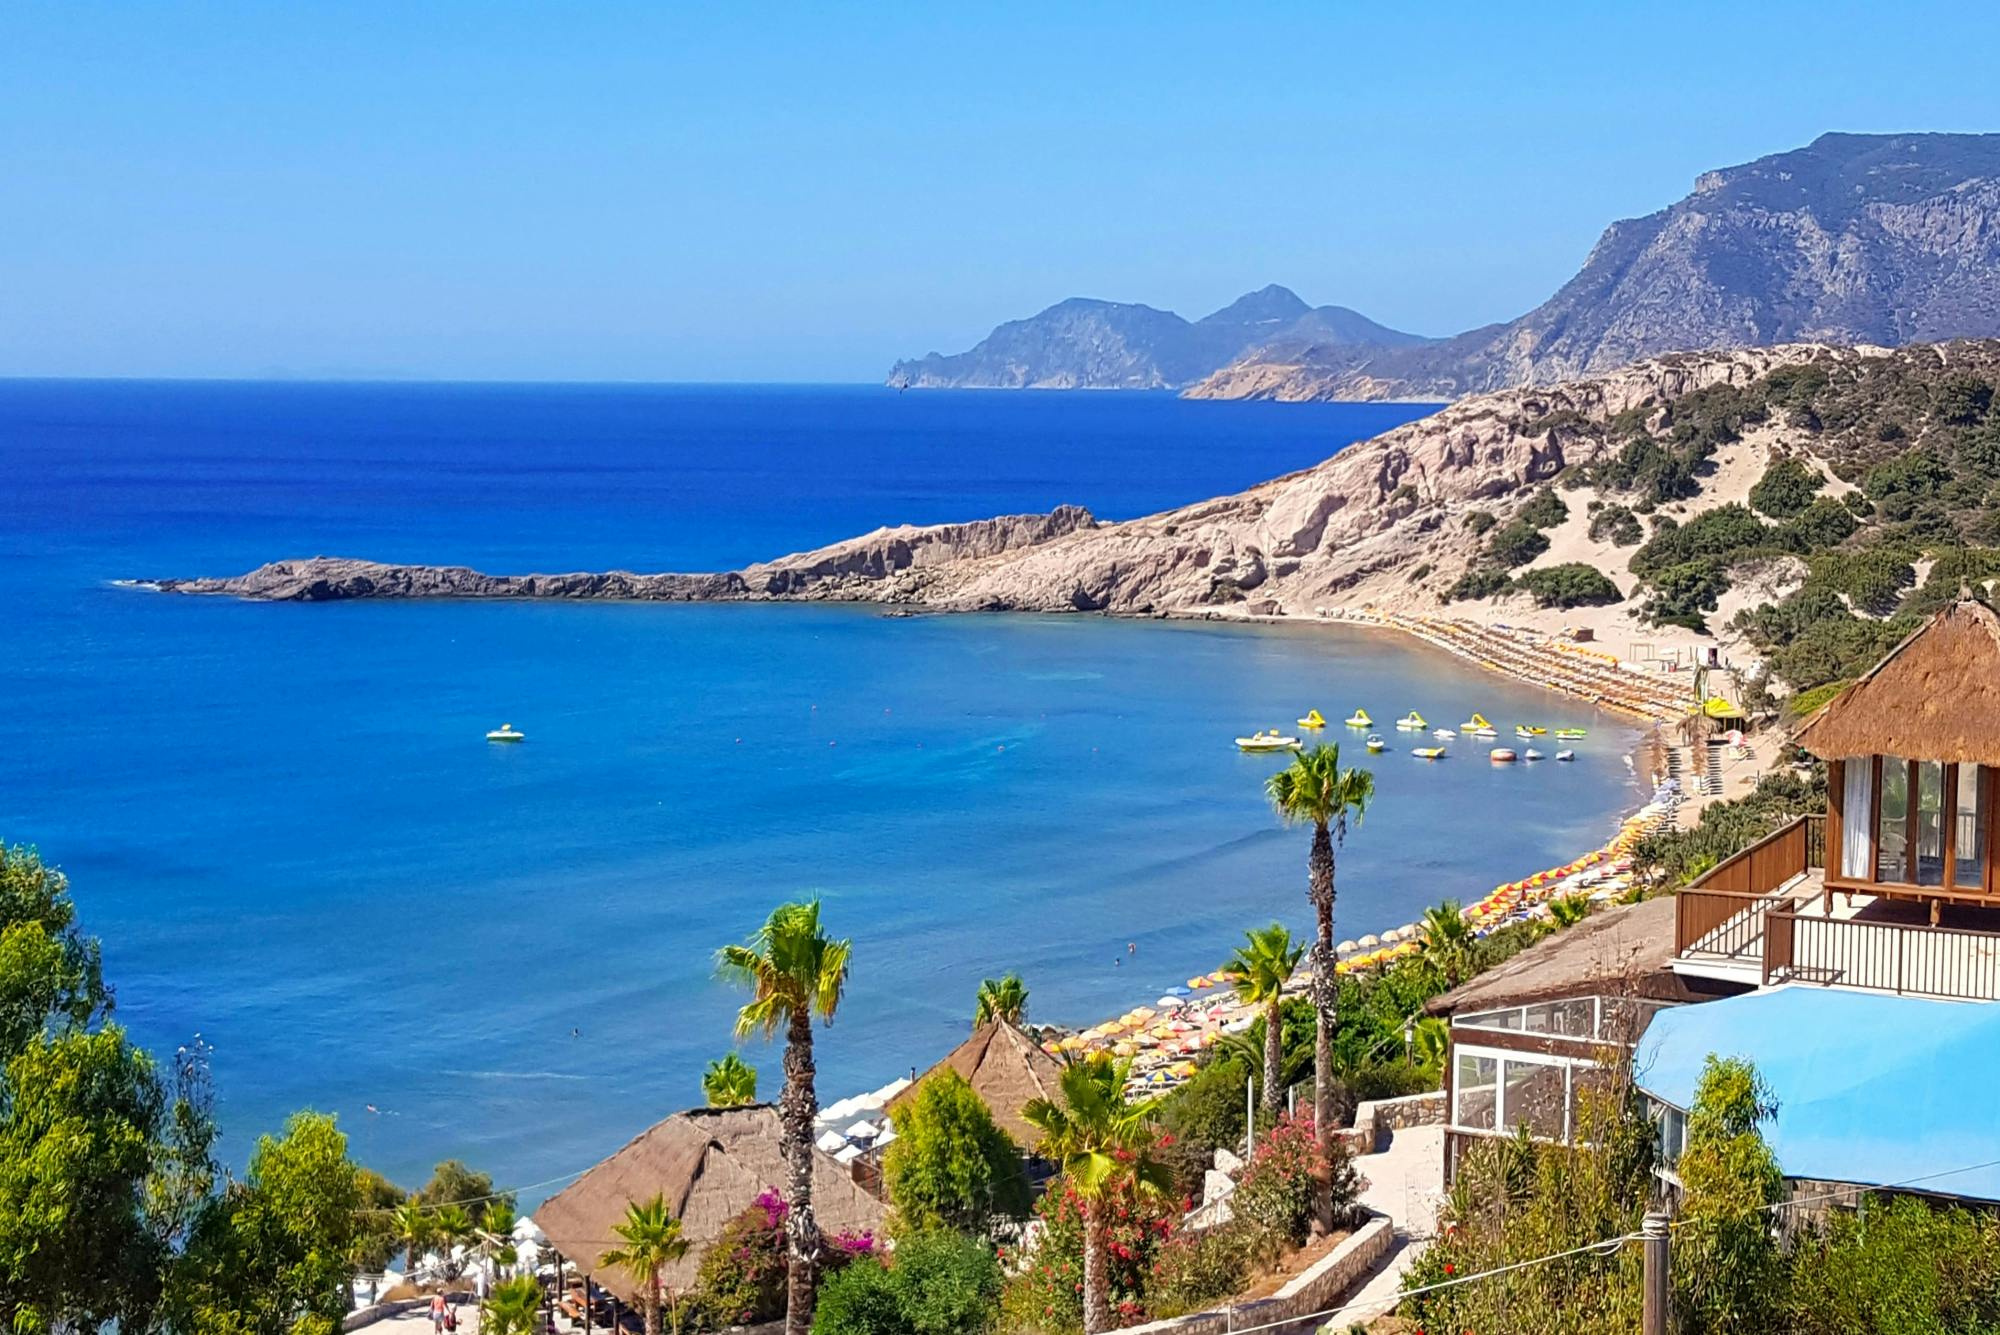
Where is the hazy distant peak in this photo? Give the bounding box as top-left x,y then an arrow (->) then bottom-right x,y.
1199,284 -> 1312,326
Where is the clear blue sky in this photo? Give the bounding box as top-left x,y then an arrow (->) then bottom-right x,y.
4,2 -> 1999,382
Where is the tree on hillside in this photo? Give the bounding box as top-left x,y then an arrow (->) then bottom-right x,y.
1673,1056 -> 1784,1335
1416,901 -> 1475,989
718,899 -> 852,1335
1226,923 -> 1303,1119
600,1194 -> 690,1335
882,1067 -> 1029,1236
416,1159 -> 511,1214
1022,1055 -> 1172,1335
972,974 -> 1029,1028
1264,744 -> 1373,1236
703,1052 -> 758,1108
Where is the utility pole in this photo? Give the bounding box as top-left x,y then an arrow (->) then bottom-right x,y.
1244,1076 -> 1256,1157
1642,1211 -> 1670,1335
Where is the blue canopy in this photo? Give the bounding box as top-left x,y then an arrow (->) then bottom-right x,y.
1637,986 -> 2000,1203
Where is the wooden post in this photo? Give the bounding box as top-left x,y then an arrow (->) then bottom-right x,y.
550,1255 -> 562,1334
1244,1075 -> 1256,1158
1642,1210 -> 1670,1335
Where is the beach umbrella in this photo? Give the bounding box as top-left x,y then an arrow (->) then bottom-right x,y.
843,1120 -> 879,1141
815,1129 -> 847,1153
1357,934 -> 1381,949
1336,939 -> 1358,957
1163,985 -> 1190,997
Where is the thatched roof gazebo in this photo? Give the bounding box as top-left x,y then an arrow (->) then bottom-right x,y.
534,1104 -> 887,1302
885,1020 -> 1065,1150
1797,600 -> 2000,910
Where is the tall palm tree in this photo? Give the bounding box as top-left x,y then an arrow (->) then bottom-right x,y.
1417,900 -> 1475,988
1021,1054 -> 1173,1335
484,1275 -> 543,1335
702,1052 -> 759,1107
717,899 -> 852,1335
431,1204 -> 475,1280
391,1200 -> 435,1282
599,1194 -> 690,1335
478,1200 -> 519,1278
972,973 -> 1029,1027
1265,743 -> 1373,1236
1225,923 -> 1302,1118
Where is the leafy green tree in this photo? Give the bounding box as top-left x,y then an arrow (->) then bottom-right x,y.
1787,1195 -> 2000,1334
1264,745 -> 1372,1237
882,1068 -> 1029,1236
0,843 -> 108,1063
350,1168 -> 409,1273
971,974 -> 1028,1028
1225,924 -> 1302,1118
599,1194 -> 690,1335
171,1112 -> 363,1335
477,1199 -> 518,1276
484,1274 -> 544,1335
416,1159 -> 510,1214
1672,1056 -> 1784,1335
718,900 -> 852,1335
1545,894 -> 1592,929
813,1230 -> 1002,1335
702,1052 -> 759,1108
1641,559 -> 1730,632
1517,488 -> 1570,530
1515,563 -> 1622,609
1486,520 -> 1551,568
1021,1055 -> 1171,1335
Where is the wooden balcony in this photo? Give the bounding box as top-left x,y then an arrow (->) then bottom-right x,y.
1672,813 -> 2000,1001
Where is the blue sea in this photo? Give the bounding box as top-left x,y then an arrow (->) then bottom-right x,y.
0,381 -> 1643,1197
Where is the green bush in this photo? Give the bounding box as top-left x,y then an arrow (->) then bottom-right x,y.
1787,1196 -> 2000,1335
1748,456 -> 1824,519
1486,521 -> 1551,569
691,1195 -> 788,1329
1587,503 -> 1643,546
1777,497 -> 1859,550
814,1231 -> 1002,1335
1231,1113 -> 1357,1255
1933,373 -> 1995,427
1515,563 -> 1622,609
1443,568 -> 1513,603
1517,488 -> 1569,530
1630,505 -> 1771,577
1148,1223 -> 1259,1318
882,1068 -> 1030,1235
1639,559 -> 1729,632
1785,680 -> 1849,717
1464,509 -> 1497,536
1864,449 -> 1953,503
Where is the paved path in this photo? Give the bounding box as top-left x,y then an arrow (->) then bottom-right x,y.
1330,1125 -> 1446,1327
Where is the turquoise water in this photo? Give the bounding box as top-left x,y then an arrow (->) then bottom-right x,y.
0,381 -> 1640,1195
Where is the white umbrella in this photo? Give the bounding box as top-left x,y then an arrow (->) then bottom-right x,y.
1357,933 -> 1381,949
512,1215 -> 546,1244
816,1129 -> 848,1153
875,1127 -> 899,1147
843,1120 -> 880,1141
833,1143 -> 864,1165
1336,939 -> 1358,957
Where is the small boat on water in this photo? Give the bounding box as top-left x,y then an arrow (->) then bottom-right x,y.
1298,709 -> 1327,729
1524,747 -> 1545,761
1489,747 -> 1518,763
1344,709 -> 1373,728
1555,749 -> 1576,762
486,724 -> 526,743
1395,711 -> 1427,731
1433,727 -> 1457,740
1554,728 -> 1588,740
1237,730 -> 1301,753
1365,733 -> 1386,752
1461,712 -> 1493,731
1516,725 -> 1547,738
1413,746 -> 1447,760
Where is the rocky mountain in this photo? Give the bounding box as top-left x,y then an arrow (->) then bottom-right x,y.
887,284 -> 1426,390
1187,133 -> 2000,402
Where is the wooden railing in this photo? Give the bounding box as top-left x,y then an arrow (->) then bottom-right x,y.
1674,816 -> 1816,957
1764,910 -> 2000,1001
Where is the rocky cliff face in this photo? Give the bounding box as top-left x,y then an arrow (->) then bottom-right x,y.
887,285 -> 1426,390
1187,133 -> 2000,402
160,348 -> 1824,617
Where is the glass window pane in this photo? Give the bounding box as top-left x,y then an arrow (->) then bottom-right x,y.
1457,1008 -> 1521,1031
1842,758 -> 1875,879
1957,764 -> 1987,890
1916,762 -> 1946,886
1522,999 -> 1594,1036
1879,758 -> 1909,883
1455,1053 -> 1497,1131
1503,1060 -> 1567,1140
1599,998 -> 1668,1044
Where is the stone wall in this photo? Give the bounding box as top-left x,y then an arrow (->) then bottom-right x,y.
1331,1090 -> 1446,1156
1118,1213 -> 1395,1335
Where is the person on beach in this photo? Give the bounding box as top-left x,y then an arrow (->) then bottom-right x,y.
430,1293 -> 448,1334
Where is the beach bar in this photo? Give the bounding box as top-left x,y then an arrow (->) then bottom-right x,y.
1672,601 -> 2000,1000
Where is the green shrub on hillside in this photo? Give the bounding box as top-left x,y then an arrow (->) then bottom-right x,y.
1629,505 -> 1772,577
1464,509 -> 1497,536
882,1068 -> 1030,1235
1444,568 -> 1513,603
1515,563 -> 1622,609
1587,503 -> 1643,546
1785,681 -> 1849,718
1776,497 -> 1859,550
1748,456 -> 1823,519
1517,488 -> 1570,530
1787,1196 -> 2000,1335
1486,521 -> 1551,569
1639,559 -> 1729,632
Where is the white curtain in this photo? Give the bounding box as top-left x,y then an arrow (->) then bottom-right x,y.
1842,758 -> 1874,879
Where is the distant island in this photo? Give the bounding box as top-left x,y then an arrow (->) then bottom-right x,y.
894,133 -> 2000,403
885,283 -> 1430,391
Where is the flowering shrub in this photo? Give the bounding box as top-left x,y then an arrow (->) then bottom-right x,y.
996,1172 -> 1180,1332
1148,1222 -> 1259,1318
690,1188 -> 871,1330
1230,1113 -> 1357,1255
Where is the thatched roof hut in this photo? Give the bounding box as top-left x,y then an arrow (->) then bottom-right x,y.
884,1020 -> 1064,1149
1797,600 -> 2000,764
1424,896 -> 1721,1017
533,1104 -> 887,1301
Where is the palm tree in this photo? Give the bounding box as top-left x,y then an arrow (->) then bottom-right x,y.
1410,1016 -> 1449,1068
478,1200 -> 519,1278
431,1204 -> 475,1280
973,973 -> 1029,1027
717,899 -> 852,1335
484,1274 -> 543,1335
1546,894 -> 1593,929
702,1052 -> 759,1107
1265,743 -> 1373,1236
1022,1054 -> 1173,1335
599,1194 -> 690,1335
1226,923 -> 1302,1118
1417,901 -> 1475,988
391,1200 -> 435,1283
